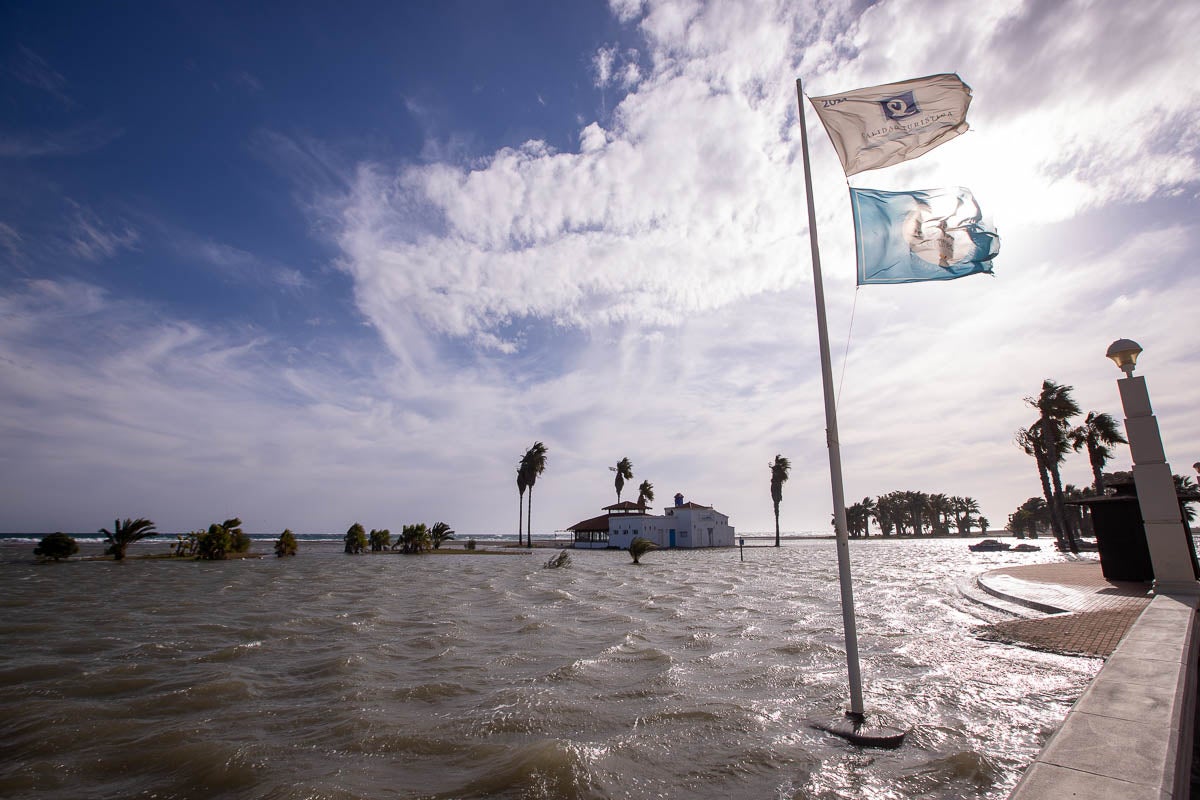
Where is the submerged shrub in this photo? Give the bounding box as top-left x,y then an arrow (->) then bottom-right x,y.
344,523 -> 367,554
275,529 -> 298,557
465,538 -> 477,551
197,523 -> 232,560
34,532 -> 78,561
544,551 -> 571,569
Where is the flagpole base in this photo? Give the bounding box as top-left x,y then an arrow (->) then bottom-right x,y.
813,711 -> 907,749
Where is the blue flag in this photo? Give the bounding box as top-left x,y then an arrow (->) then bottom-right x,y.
850,187 -> 999,285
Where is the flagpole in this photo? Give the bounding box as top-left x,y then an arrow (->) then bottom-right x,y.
796,78 -> 904,747
796,76 -> 864,714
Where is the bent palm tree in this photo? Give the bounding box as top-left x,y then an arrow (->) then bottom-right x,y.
769,454 -> 791,547
430,522 -> 455,549
611,457 -> 633,503
522,442 -> 548,547
636,480 -> 655,510
100,517 -> 157,560
1027,381 -> 1081,551
1016,426 -> 1069,552
1069,411 -> 1127,495
629,536 -> 657,564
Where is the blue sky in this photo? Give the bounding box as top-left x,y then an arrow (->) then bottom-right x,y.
3,0 -> 1199,536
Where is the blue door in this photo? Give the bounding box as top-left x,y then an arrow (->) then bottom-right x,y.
669,529 -> 676,548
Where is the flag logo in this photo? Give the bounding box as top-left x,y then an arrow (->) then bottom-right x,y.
808,74 -> 972,175
880,91 -> 919,121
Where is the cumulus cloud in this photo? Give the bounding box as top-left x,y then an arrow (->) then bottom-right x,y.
305,0 -> 1200,530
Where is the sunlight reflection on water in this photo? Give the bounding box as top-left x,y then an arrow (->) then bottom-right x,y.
0,538 -> 1095,799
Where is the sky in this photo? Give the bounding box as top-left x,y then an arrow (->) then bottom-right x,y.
2,0 -> 1198,537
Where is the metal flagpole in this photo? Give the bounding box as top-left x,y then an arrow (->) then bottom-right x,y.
795,77 -> 904,747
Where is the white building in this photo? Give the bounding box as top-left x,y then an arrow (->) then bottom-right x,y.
569,493 -> 735,550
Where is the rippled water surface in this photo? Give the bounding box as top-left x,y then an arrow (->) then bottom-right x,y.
0,538 -> 1097,799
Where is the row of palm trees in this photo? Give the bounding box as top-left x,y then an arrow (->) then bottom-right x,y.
344,521 -> 455,554
1015,380 -> 1126,552
842,492 -> 987,538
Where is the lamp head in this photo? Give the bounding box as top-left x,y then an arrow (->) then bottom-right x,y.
1106,339 -> 1142,377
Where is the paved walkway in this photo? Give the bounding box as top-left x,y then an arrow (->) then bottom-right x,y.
974,560 -> 1153,657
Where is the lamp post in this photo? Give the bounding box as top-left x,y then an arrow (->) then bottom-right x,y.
1106,339 -> 1200,595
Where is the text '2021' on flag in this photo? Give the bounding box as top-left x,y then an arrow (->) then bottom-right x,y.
850,187 -> 999,285
809,74 -> 972,175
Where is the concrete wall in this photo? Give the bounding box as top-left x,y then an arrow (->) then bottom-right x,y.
1008,593 -> 1199,799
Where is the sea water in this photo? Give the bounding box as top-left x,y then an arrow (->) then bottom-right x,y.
0,537 -> 1095,799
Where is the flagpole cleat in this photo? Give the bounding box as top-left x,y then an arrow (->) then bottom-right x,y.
812,711 -> 908,749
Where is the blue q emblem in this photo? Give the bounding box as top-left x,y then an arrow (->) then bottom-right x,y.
880,90 -> 919,121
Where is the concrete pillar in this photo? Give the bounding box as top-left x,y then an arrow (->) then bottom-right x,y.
1117,375 -> 1200,595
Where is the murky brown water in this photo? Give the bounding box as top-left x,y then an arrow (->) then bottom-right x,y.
0,537 -> 1096,799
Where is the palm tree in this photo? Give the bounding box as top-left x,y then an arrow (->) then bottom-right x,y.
928,493 -> 952,535
611,457 -> 633,503
858,496 -> 876,537
522,442 -> 548,547
274,529 -> 298,557
1027,381 -> 1081,551
430,522 -> 455,549
399,522 -> 431,554
628,536 -> 657,564
369,528 -> 391,551
636,480 -> 655,510
344,523 -> 367,554
517,465 -> 527,547
1016,426 -> 1069,552
769,454 -> 790,547
1069,411 -> 1127,495
904,491 -> 930,535
100,517 -> 157,560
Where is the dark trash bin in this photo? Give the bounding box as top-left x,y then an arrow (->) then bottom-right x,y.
1068,473 -> 1199,583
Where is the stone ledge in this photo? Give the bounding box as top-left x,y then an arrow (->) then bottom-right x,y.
1009,593 -> 1199,799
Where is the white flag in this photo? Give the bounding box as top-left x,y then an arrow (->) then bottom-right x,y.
808,74 -> 972,175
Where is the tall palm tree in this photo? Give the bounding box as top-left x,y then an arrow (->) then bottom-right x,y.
1016,426 -> 1069,552
928,493 -> 952,535
859,496 -> 876,537
100,517 -> 157,561
522,442 -> 548,547
636,480 -> 655,510
611,457 -> 633,503
1069,411 -> 1127,495
516,464 -> 528,546
769,454 -> 791,547
1027,381 -> 1081,551
904,491 -> 930,536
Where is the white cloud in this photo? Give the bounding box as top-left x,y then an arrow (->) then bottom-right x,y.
306,0 -> 1200,532
67,203 -> 139,262
6,0 -> 1199,537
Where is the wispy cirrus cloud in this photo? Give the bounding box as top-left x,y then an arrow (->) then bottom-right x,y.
9,45 -> 71,105
0,120 -> 123,158
67,203 -> 139,262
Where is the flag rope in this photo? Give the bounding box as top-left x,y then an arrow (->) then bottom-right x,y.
835,286 -> 859,411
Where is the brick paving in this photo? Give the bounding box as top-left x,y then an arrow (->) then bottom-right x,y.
974,561 -> 1153,657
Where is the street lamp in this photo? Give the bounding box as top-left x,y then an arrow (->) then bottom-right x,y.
1107,339 -> 1200,595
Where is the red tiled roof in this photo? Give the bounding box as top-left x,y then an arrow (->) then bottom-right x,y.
566,513 -> 610,533
602,501 -> 646,512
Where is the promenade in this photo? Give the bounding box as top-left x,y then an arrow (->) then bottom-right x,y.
975,560 -> 1151,657
971,559 -> 1199,799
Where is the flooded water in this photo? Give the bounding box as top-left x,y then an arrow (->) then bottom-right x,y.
0,537 -> 1096,799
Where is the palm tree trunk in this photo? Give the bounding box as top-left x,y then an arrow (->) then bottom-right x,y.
526,488 -> 533,548
1048,466 -> 1079,553
1033,447 -> 1068,551
774,502 -> 780,547
1088,445 -> 1106,495
518,492 -> 524,547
